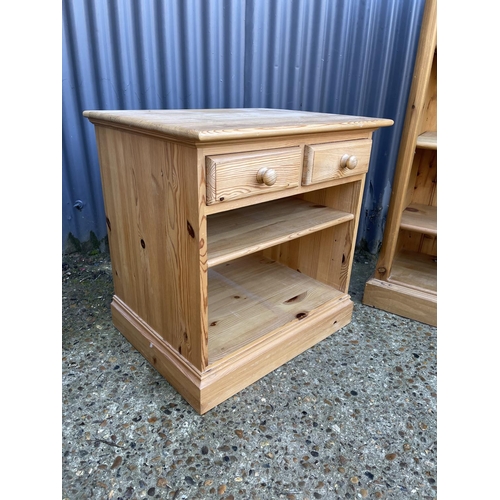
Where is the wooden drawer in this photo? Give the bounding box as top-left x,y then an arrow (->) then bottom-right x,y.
302,138 -> 372,185
206,147 -> 301,205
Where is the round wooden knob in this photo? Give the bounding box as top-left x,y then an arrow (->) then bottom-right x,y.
340,154 -> 358,170
256,167 -> 277,186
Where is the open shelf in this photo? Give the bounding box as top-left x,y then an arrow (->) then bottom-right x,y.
207,254 -> 345,363
207,197 -> 354,267
400,203 -> 436,236
416,131 -> 437,149
388,250 -> 437,293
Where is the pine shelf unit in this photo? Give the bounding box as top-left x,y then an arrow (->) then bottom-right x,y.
83,108 -> 392,413
363,0 -> 437,326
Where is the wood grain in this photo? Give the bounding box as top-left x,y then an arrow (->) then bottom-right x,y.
364,0 -> 437,327
85,107 -> 390,413
388,250 -> 437,293
400,147 -> 437,254
111,297 -> 204,413
302,138 -> 372,185
371,0 -> 437,281
416,131 -> 437,150
207,255 -> 345,363
199,296 -> 353,413
206,146 -> 301,205
93,126 -> 207,369
113,288 -> 353,414
400,203 -> 436,236
84,108 -> 393,143
207,198 -> 354,267
265,181 -> 364,293
363,278 -> 437,327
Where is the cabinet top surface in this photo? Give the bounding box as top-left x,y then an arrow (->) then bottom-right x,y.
83,108 -> 393,142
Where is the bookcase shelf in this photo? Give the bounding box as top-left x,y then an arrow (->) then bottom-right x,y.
416,131 -> 437,150
400,203 -> 437,236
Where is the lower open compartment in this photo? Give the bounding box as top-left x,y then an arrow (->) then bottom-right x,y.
207,254 -> 346,364
388,249 -> 437,293
111,266 -> 354,414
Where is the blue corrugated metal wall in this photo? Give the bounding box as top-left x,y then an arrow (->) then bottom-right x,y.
62,0 -> 425,253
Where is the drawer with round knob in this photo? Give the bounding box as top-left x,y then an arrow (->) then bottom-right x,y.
302,138 -> 372,185
206,147 -> 301,205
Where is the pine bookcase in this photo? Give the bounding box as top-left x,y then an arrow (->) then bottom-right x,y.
363,0 -> 437,326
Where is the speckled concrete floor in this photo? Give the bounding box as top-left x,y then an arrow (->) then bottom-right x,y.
62,249 -> 437,500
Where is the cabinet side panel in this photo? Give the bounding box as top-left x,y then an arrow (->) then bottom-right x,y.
269,225 -> 352,292
95,126 -> 139,304
420,51 -> 437,135
94,126 -> 205,369
398,230 -> 437,257
411,149 -> 437,207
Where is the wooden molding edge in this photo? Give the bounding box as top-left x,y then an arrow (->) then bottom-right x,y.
85,119 -> 199,148
111,296 -> 204,413
111,294 -> 354,414
205,156 -> 217,205
198,296 -> 354,413
363,278 -> 437,327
